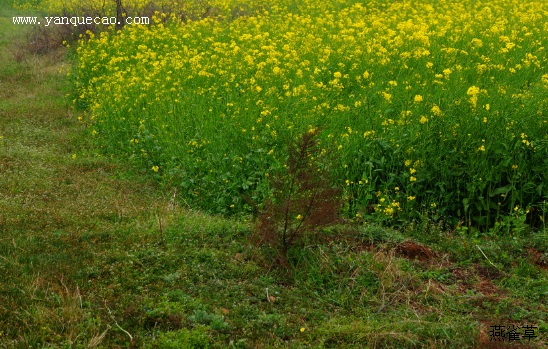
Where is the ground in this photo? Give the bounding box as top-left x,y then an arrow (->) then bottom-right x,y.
0,4 -> 546,348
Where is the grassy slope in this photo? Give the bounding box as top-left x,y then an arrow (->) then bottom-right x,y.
0,4 -> 546,349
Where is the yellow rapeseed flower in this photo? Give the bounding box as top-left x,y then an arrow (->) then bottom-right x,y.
431,105 -> 442,116
467,86 -> 480,108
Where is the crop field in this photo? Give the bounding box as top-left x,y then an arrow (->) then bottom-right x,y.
56,0 -> 548,229
1,0 -> 547,348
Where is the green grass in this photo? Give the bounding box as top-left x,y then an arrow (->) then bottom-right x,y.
1,2 -> 547,348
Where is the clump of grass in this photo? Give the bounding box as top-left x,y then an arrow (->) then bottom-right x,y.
253,129 -> 341,269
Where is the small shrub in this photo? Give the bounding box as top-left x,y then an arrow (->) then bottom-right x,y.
253,129 -> 342,269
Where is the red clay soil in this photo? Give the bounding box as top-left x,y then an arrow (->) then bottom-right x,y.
396,240 -> 435,261
526,248 -> 548,271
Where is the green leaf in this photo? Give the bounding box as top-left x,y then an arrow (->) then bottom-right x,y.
490,185 -> 512,197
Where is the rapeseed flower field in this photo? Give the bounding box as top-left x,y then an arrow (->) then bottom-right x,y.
60,0 -> 547,227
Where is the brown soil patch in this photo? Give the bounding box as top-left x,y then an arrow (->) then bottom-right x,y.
476,264 -> 504,281
476,279 -> 499,297
396,241 -> 435,261
526,248 -> 548,271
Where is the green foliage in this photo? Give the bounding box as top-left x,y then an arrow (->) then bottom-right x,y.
153,327 -> 211,349
70,0 -> 548,230
188,310 -> 230,331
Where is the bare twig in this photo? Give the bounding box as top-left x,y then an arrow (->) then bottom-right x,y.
475,244 -> 500,270
88,326 -> 110,348
106,305 -> 133,344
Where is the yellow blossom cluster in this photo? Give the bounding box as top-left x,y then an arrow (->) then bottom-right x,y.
67,0 -> 547,222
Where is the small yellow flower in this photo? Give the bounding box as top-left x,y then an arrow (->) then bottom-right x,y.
512,164 -> 518,170
431,105 -> 442,116
420,116 -> 428,124
541,74 -> 548,85
71,154 -> 77,160
300,327 -> 306,332
410,176 -> 417,182
407,196 -> 416,201
467,86 -> 480,108
334,72 -> 342,78
471,38 -> 483,47
414,95 -> 423,102
478,145 -> 485,151
467,86 -> 480,96
152,166 -> 159,172
296,214 -> 303,220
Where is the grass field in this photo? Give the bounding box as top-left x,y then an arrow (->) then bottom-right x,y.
1,0 -> 547,348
